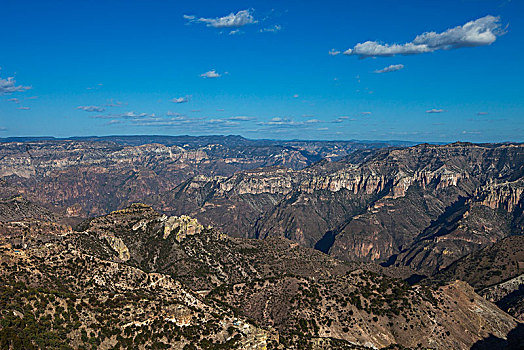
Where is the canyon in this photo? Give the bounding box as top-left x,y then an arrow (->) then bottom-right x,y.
1,136 -> 523,349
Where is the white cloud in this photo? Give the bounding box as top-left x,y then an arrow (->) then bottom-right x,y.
258,117 -> 308,127
120,111 -> 152,119
293,94 -> 299,98
477,112 -> 489,115
332,116 -> 351,123
260,24 -> 281,33
229,29 -> 241,35
200,70 -> 221,78
426,109 -> 445,114
184,9 -> 256,28
0,76 -> 31,94
228,116 -> 256,121
375,64 -> 404,73
77,105 -> 105,112
171,96 -> 190,103
130,114 -> 206,127
90,111 -> 153,120
7,98 -> 19,103
17,106 -> 30,110
328,49 -> 341,56
343,16 -> 504,58
360,112 -> 372,115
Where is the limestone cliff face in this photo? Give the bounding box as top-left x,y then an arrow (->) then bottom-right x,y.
161,215 -> 204,242
476,179 -> 524,212
101,234 -> 130,261
298,166 -> 469,198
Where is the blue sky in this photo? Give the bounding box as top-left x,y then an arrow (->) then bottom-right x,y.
1,0 -> 523,142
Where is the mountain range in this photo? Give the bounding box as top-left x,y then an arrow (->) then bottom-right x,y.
0,136 -> 523,349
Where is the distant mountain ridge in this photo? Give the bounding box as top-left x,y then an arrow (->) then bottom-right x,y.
0,134 -> 420,148
0,136 -> 412,219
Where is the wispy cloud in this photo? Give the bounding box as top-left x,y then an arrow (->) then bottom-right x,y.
206,119 -> 240,127
89,110 -> 218,129
17,106 -> 31,110
119,111 -> 153,119
184,9 -> 256,28
200,70 -> 221,78
171,96 -> 190,103
91,111 -> 154,120
86,83 -> 103,90
260,24 -> 281,33
426,109 -> 445,114
105,99 -> 125,107
228,116 -> 256,121
258,117 -> 320,127
477,112 -> 489,115
0,76 -> 31,94
328,49 -> 341,56
77,105 -> 105,112
7,98 -> 20,103
332,116 -> 351,123
360,112 -> 372,116
375,64 -> 404,73
343,16 -> 504,58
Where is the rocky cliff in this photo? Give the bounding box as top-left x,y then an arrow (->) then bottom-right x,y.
160,143 -> 524,274
0,137 -> 397,218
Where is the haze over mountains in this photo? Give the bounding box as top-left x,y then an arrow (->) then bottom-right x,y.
0,136 -> 523,349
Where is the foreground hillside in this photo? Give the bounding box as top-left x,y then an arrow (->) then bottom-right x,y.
1,204 -> 522,349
